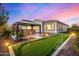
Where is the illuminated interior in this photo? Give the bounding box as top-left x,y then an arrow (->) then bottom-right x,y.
44,24 -> 55,31
21,25 -> 31,29
33,26 -> 39,31
27,25 -> 31,29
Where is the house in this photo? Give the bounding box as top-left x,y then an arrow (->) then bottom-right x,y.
12,19 -> 69,36
34,19 -> 69,34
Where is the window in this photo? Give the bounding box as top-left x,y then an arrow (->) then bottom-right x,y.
21,26 -> 31,29
33,26 -> 39,31
44,23 -> 55,31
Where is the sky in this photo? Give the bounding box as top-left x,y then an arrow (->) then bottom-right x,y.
3,3 -> 79,26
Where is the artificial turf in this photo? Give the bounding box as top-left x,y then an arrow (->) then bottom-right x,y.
12,33 -> 69,56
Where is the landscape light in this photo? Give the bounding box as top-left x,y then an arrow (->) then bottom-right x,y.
45,33 -> 49,37
5,43 -> 9,46
71,33 -> 76,37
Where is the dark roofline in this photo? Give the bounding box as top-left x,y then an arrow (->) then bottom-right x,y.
21,19 -> 33,22
12,19 -> 41,26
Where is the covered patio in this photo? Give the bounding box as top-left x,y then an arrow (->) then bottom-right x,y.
12,20 -> 41,40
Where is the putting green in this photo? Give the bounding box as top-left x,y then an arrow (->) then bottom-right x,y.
12,33 -> 69,56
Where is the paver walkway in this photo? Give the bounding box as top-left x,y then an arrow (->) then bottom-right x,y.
57,36 -> 79,56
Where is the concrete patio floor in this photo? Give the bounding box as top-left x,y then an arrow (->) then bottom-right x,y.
30,33 -> 43,39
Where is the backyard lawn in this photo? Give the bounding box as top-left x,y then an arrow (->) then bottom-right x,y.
12,33 -> 69,56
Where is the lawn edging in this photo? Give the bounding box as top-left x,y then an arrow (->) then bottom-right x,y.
51,35 -> 72,56
8,35 -> 49,56
8,46 -> 15,56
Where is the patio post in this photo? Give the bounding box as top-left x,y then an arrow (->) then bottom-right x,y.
39,25 -> 41,34
16,23 -> 19,37
31,25 -> 33,29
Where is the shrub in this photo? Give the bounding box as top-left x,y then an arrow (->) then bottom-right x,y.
16,30 -> 24,41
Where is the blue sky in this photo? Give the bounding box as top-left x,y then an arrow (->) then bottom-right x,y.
3,3 -> 79,25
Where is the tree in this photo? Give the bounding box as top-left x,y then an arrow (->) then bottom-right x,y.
0,4 -> 9,38
2,24 -> 11,38
0,4 -> 9,31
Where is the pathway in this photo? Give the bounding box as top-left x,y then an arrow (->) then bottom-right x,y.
57,36 -> 79,56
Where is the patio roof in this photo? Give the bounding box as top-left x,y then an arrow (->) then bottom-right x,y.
13,20 -> 41,26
